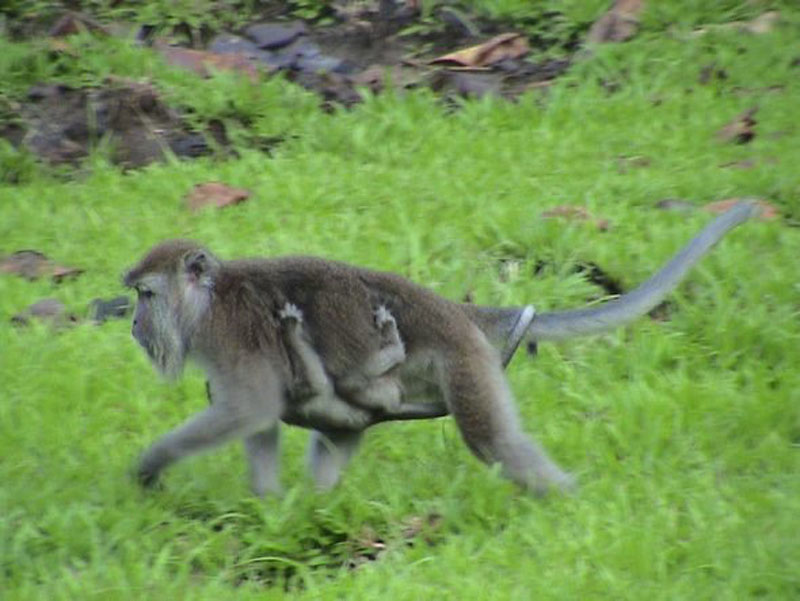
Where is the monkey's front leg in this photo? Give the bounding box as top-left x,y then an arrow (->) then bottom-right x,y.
307,429 -> 362,491
137,405 -> 272,487
138,368 -> 286,489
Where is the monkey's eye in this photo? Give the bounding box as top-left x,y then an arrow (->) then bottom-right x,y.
137,288 -> 154,300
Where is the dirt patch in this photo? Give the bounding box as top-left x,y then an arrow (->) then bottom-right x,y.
4,79 -> 229,167
244,6 -> 573,105
2,4 -> 579,169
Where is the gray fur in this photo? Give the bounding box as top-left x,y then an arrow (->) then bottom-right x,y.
125,202 -> 758,496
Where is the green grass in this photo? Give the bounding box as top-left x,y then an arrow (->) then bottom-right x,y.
2,3 -> 800,600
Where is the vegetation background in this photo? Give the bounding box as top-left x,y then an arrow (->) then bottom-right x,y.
1,1 -> 798,599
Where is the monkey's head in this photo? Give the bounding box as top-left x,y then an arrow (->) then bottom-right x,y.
124,240 -> 221,379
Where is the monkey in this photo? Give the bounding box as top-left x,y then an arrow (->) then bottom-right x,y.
279,301 -> 407,413
124,200 -> 761,496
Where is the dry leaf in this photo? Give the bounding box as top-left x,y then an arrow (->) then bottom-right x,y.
402,513 -> 443,541
719,159 -> 756,169
158,45 -> 262,82
541,206 -> 611,231
703,198 -> 779,220
716,107 -> 758,144
430,33 -> 529,68
186,182 -> 251,211
731,85 -> 784,96
617,155 -> 651,173
346,526 -> 387,568
47,39 -> 78,55
692,11 -> 780,37
587,0 -> 646,44
654,198 -> 695,212
0,250 -> 83,282
742,11 -> 779,34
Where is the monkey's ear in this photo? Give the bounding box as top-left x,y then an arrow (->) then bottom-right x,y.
183,250 -> 217,280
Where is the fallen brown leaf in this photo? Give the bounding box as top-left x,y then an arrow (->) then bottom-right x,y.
704,198 -> 779,220
0,250 -> 83,282
719,159 -> 757,170
47,39 -> 79,55
346,526 -> 387,569
716,107 -> 758,144
402,513 -> 443,542
430,33 -> 529,68
186,182 -> 251,211
541,206 -> 611,231
158,45 -> 263,82
742,11 -> 779,34
691,11 -> 780,37
731,85 -> 784,96
654,198 -> 695,212
587,0 -> 646,44
617,155 -> 651,173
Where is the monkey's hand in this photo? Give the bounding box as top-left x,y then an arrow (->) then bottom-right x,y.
135,449 -> 167,489
278,302 -> 304,326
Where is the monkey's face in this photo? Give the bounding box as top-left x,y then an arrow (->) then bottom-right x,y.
129,275 -> 187,380
124,241 -> 220,380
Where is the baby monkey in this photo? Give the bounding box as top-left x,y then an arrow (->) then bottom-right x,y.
279,301 -> 405,414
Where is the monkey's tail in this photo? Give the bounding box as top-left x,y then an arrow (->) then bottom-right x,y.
526,200 -> 762,342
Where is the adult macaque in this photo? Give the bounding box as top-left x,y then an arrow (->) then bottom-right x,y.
124,201 -> 760,496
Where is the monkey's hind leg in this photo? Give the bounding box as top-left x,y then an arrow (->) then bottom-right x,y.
338,305 -> 406,411
363,305 -> 406,374
445,340 -> 575,495
307,430 -> 362,491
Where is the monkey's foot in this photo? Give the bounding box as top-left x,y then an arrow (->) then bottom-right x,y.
279,302 -> 304,324
531,468 -> 577,497
374,305 -> 398,334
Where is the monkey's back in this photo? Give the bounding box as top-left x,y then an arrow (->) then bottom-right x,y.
223,256 -> 477,372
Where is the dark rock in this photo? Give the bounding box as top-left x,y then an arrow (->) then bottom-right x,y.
208,33 -> 277,65
296,54 -> 348,74
11,298 -> 78,327
12,80 -> 230,168
654,198 -> 695,212
244,21 -> 308,50
210,33 -> 261,55
430,70 -> 502,99
270,38 -> 350,73
90,296 -> 133,323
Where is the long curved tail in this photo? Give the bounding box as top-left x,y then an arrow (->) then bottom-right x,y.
526,201 -> 761,341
